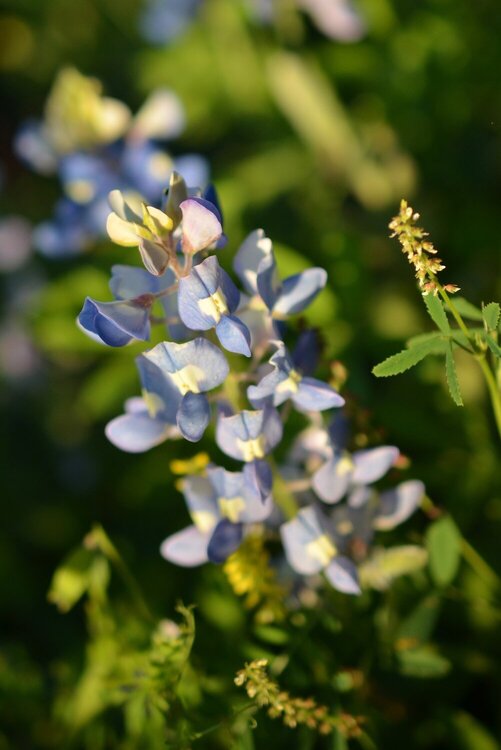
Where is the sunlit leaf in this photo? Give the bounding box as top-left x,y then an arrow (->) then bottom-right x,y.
445,343 -> 463,406
426,516 -> 461,587
372,337 -> 446,377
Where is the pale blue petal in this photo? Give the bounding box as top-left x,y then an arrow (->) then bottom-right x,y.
110,263 -> 175,300
105,412 -> 173,452
243,460 -> 273,503
207,520 -> 243,563
135,355 -> 182,423
352,446 -> 399,485
324,556 -> 361,595
216,406 -> 282,461
178,255 -> 222,330
160,524 -> 210,567
216,314 -> 251,357
280,507 -> 326,575
182,475 -> 219,528
293,377 -> 345,412
312,455 -> 352,504
257,251 -> 281,310
233,229 -> 273,294
79,297 -> 152,346
177,392 -> 211,442
273,268 -> 327,317
141,338 -> 229,393
373,480 -> 425,531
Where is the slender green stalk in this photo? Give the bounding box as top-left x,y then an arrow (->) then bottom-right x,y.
460,537 -> 501,590
86,524 -> 156,623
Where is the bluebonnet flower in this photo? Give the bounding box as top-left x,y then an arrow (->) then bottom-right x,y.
160,466 -> 273,565
14,68 -> 208,257
329,480 -> 425,560
139,0 -> 365,46
248,341 -> 344,411
138,338 -> 229,441
178,255 -> 251,356
77,171 -> 426,601
312,445 -> 400,504
216,406 -> 283,500
281,506 -> 360,594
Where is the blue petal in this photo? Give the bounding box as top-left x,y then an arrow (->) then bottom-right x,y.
233,229 -> 273,294
135,355 -> 182,423
141,337 -> 229,393
352,446 -> 399,485
105,411 -> 174,452
280,506 -> 327,575
110,263 -> 175,300
78,297 -> 152,346
373,480 -> 424,531
180,197 -> 223,254
243,460 -> 273,503
292,330 -> 320,375
174,154 -> 210,190
182,475 -> 219,529
247,368 -> 284,408
14,119 -> 57,174
160,524 -> 210,567
312,454 -> 353,504
122,141 -> 173,204
293,377 -> 345,412
177,392 -> 211,442
177,255 -> 223,330
140,0 -> 200,44
207,520 -> 243,563
257,251 -> 281,310
216,407 -> 282,461
324,556 -> 361,595
216,314 -> 251,357
273,268 -> 327,318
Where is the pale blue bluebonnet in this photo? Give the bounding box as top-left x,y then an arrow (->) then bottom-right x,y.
160,467 -> 273,565
139,0 -> 365,46
248,341 -> 344,411
15,69 -> 209,257
106,396 -> 180,453
78,172 -> 425,597
312,445 -> 400,504
178,255 -> 251,356
281,505 -> 361,594
139,338 -> 229,441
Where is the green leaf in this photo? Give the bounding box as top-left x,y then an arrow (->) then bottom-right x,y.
482,332 -> 501,358
47,547 -> 100,613
396,595 -> 441,648
451,297 -> 483,321
426,516 -> 462,587
482,302 -> 500,331
445,343 -> 464,406
359,545 -> 428,591
451,712 -> 500,750
406,331 -> 444,347
397,646 -> 451,678
372,337 -> 446,377
424,294 -> 450,334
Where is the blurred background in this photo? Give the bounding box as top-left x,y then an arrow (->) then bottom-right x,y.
0,0 -> 500,748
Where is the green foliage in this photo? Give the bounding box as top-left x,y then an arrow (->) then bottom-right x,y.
372,336 -> 446,376
482,303 -> 500,332
445,342 -> 464,406
426,516 -> 462,588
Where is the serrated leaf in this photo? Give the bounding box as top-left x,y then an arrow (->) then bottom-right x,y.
359,545 -> 428,591
426,516 -> 461,587
482,302 -> 500,331
424,294 -> 450,334
397,646 -> 451,678
451,297 -> 483,321
445,343 -> 464,406
482,332 -> 501,358
372,337 -> 446,377
406,331 -> 444,347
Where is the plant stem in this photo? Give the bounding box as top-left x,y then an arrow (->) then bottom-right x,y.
435,281 -> 501,439
86,524 -> 156,623
460,537 -> 501,590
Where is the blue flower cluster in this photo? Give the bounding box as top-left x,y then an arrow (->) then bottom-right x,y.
79,172 -> 424,595
14,68 -> 208,258
140,0 -> 365,46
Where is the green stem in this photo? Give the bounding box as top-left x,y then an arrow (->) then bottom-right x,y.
86,524 -> 155,623
460,537 -> 501,590
435,281 -> 501,439
476,355 -> 501,439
